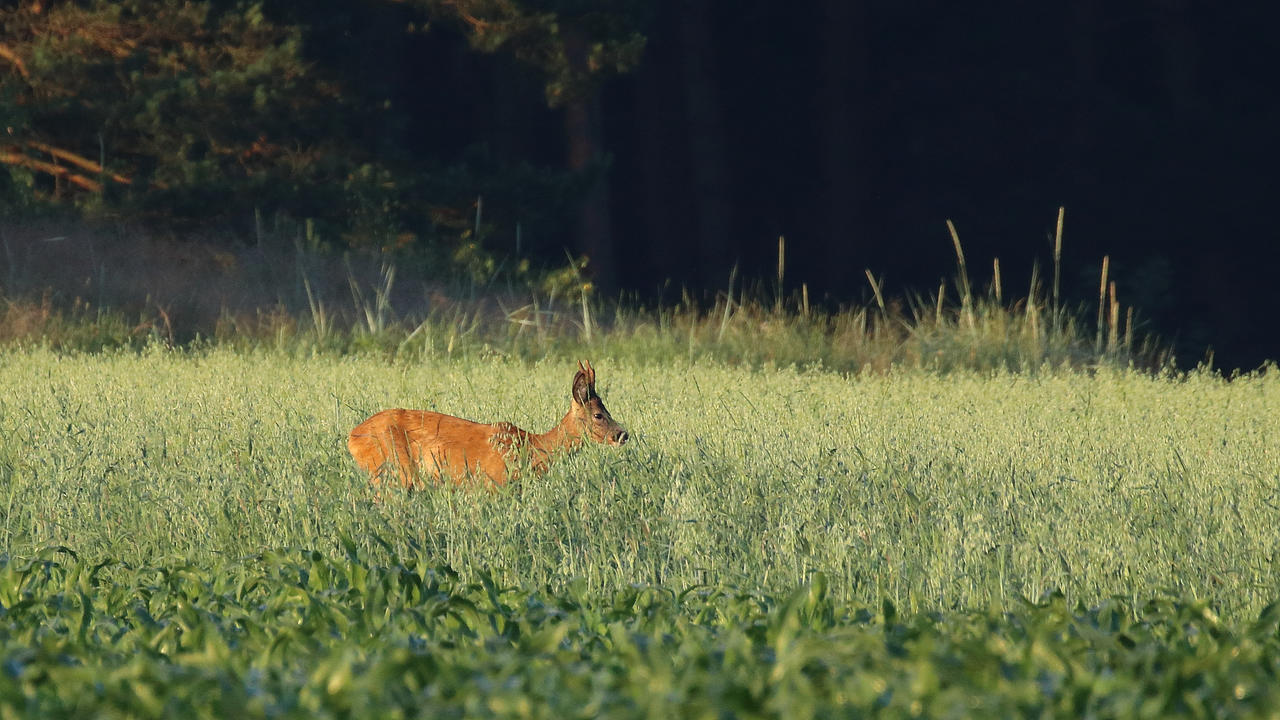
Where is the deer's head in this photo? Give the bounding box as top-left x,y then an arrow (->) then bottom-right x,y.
571,360 -> 628,446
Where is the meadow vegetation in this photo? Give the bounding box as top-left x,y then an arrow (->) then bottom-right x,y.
5,546 -> 1279,717
3,218 -> 1277,716
3,349 -> 1277,618
2,348 -> 1279,716
0,215 -> 1166,373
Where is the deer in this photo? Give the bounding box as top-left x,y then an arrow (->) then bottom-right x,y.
347,360 -> 628,488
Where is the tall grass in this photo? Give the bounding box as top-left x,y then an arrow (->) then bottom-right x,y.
3,349 -> 1276,620
0,214 -> 1263,716
0,211 -> 1167,372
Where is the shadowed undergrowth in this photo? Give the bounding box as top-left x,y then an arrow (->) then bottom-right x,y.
0,211 -> 1168,373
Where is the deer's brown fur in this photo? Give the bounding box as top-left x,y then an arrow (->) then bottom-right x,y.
348,360 -> 626,487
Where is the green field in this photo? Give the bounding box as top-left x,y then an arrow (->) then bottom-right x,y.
3,347 -> 1280,716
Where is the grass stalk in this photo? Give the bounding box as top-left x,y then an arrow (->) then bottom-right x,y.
1025,261 -> 1041,341
1053,206 -> 1064,320
1096,256 -> 1110,354
301,273 -> 330,343
947,219 -> 974,329
1109,281 -> 1119,354
776,235 -> 786,314
865,269 -> 887,318
1125,306 -> 1134,352
718,264 -> 738,343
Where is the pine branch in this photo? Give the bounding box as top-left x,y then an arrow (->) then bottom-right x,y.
0,43 -> 30,79
0,151 -> 104,192
24,141 -> 134,186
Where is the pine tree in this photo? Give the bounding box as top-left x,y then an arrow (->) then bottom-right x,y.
413,0 -> 650,288
0,1 -> 353,218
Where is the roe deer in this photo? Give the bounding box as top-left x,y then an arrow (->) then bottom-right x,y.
347,360 -> 627,488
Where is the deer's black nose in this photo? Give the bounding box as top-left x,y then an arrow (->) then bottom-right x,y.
615,429 -> 629,445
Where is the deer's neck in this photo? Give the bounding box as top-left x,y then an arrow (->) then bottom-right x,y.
529,410 -> 585,461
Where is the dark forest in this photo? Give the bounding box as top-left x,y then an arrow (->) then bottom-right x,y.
2,1 -> 1276,368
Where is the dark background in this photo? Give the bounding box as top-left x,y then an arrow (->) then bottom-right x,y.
409,1 -> 1277,369
595,1 -> 1275,371
4,1 -> 1277,369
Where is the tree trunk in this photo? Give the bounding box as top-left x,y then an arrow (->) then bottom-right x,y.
818,0 -> 870,290
1066,0 -> 1099,189
635,33 -> 676,295
1148,0 -> 1200,112
676,0 -> 733,289
562,29 -> 616,291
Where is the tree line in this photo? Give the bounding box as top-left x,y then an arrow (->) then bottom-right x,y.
3,2 -> 1276,367
0,0 -> 645,284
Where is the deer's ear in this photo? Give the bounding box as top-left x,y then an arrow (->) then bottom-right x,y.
572,370 -> 592,405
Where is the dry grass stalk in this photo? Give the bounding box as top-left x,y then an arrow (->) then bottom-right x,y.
947,219 -> 974,329
1096,256 -> 1110,353
1053,206 -> 1064,316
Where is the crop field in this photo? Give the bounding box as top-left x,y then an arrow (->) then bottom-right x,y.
3,347 -> 1280,716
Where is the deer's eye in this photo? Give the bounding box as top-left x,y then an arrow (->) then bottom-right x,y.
593,413 -> 604,420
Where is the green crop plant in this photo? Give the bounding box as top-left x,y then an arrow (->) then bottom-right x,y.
2,548 -> 1278,717
3,345 -> 1280,715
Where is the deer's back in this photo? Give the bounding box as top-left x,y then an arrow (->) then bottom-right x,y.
348,408 -> 524,485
